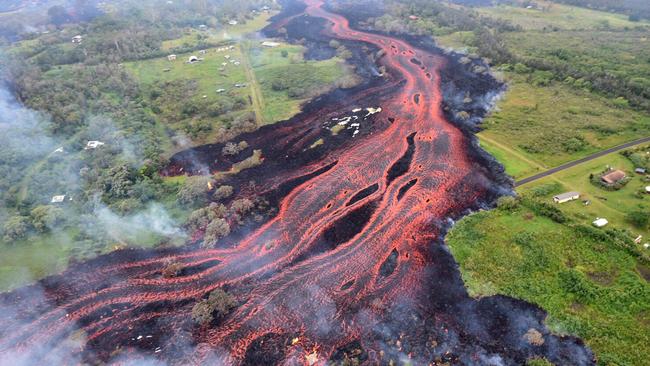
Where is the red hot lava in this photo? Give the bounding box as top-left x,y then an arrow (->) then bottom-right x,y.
0,1 -> 593,365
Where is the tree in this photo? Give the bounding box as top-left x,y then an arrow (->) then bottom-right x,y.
203,218 -> 231,248
627,210 -> 650,228
496,196 -> 518,210
281,50 -> 289,58
177,176 -> 212,207
30,205 -> 65,232
191,288 -> 237,325
3,216 -> 30,242
213,185 -> 234,201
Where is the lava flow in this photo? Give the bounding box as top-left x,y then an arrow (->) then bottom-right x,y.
0,0 -> 595,365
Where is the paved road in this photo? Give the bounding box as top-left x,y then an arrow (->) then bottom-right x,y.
515,136 -> 650,187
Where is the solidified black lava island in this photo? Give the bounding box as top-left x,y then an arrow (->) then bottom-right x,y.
0,0 -> 595,365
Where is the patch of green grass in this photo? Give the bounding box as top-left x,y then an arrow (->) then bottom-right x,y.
476,2 -> 650,31
478,135 -> 543,179
447,204 -> 650,365
480,73 -> 650,169
518,149 -> 650,239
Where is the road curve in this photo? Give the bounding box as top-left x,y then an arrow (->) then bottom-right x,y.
515,136 -> 650,187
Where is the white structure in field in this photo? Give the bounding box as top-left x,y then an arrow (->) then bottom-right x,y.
261,41 -> 280,47
51,195 -> 66,203
553,191 -> 580,204
167,54 -> 177,61
85,141 -> 105,150
593,218 -> 609,228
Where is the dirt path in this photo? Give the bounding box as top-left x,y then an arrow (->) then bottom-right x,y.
239,41 -> 266,125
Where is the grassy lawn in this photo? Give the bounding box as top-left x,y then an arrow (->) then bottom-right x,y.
447,204 -> 650,366
476,2 -> 650,31
161,13 -> 275,51
518,147 -> 650,239
478,74 -> 650,178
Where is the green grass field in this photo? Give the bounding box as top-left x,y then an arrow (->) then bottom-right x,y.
447,204 -> 650,366
478,74 -> 650,179
476,1 -> 650,31
518,148 -> 650,238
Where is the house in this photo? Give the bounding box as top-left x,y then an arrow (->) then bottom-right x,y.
198,24 -> 207,31
601,169 -> 626,185
85,141 -> 105,150
553,191 -> 580,204
228,20 -> 238,26
51,195 -> 66,204
635,167 -> 647,174
71,35 -> 83,43
408,15 -> 419,20
167,54 -> 177,61
645,186 -> 650,193
593,218 -> 609,228
261,41 -> 280,47
188,55 -> 198,63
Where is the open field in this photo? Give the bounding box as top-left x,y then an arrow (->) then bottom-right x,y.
477,74 -> 650,179
476,2 -> 650,31
447,204 -> 650,366
518,147 -> 650,238
161,13 -> 275,51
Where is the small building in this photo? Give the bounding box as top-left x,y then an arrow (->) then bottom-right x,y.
216,88 -> 226,93
53,147 -> 64,153
228,20 -> 238,26
198,24 -> 207,31
553,191 -> 580,204
51,195 -> 66,204
167,54 -> 177,61
635,167 -> 647,174
188,55 -> 198,63
199,49 -> 206,55
601,170 -> 626,185
85,141 -> 105,150
261,41 -> 280,48
593,218 -> 609,228
645,186 -> 650,193
408,15 -> 419,20
71,35 -> 83,44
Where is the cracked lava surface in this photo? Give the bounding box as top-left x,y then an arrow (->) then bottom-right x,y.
0,1 -> 595,365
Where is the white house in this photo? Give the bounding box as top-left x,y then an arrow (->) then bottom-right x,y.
553,191 -> 580,204
261,41 -> 280,48
167,54 -> 177,61
85,141 -> 105,150
188,55 -> 198,63
593,218 -> 609,228
228,20 -> 238,26
51,195 -> 66,203
71,35 -> 83,43
645,186 -> 650,193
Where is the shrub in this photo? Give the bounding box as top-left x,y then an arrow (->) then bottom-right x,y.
213,185 -> 234,201
30,205 -> 65,232
3,216 -> 30,242
177,176 -> 212,207
191,288 -> 237,325
627,210 -> 650,229
496,196 -> 518,210
202,218 -> 230,248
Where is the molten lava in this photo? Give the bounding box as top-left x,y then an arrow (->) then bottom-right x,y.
0,1 -> 594,365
